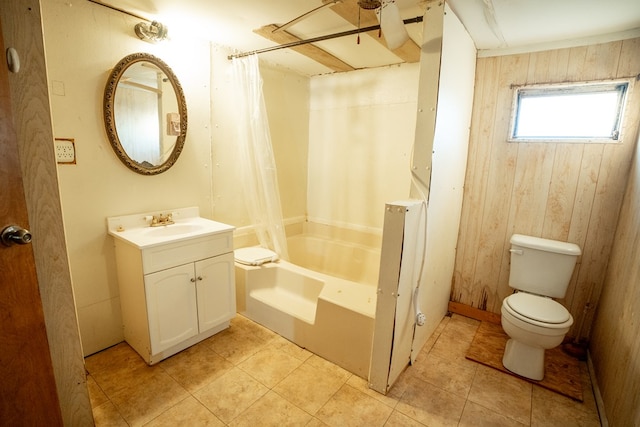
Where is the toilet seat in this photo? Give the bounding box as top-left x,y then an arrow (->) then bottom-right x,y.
234,247 -> 279,266
503,293 -> 572,329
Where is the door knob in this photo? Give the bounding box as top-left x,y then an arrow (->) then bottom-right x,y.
1,225 -> 32,246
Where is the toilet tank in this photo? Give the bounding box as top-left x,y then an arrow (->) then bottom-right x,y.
509,234 -> 581,298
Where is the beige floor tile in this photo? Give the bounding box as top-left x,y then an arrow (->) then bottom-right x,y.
467,364 -> 532,425
306,417 -> 331,426
87,343 -> 162,397
531,385 -> 601,427
386,369 -> 413,401
578,363 -> 599,416
159,340 -> 234,393
305,354 -> 352,378
412,314 -> 450,358
316,384 -> 394,427
410,351 -> 478,398
267,333 -> 314,362
395,376 -> 466,427
230,313 -> 276,342
194,367 -> 269,423
85,342 -> 145,375
143,396 -> 224,426
439,314 -> 480,341
429,330 -> 476,363
92,361 -> 162,398
92,401 -> 128,427
274,360 -> 349,414
444,316 -> 479,337
86,374 -> 109,408
110,370 -> 190,426
383,410 -> 426,426
434,315 -> 451,334
238,345 -> 305,387
207,328 -> 269,365
450,313 -> 482,328
229,391 -> 313,426
459,401 -> 528,427
92,314 -> 597,427
346,375 -> 399,408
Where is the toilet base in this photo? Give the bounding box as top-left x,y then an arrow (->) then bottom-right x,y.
502,338 -> 545,381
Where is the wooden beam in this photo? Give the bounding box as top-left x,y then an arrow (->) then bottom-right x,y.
448,302 -> 502,324
330,0 -> 421,63
253,25 -> 355,73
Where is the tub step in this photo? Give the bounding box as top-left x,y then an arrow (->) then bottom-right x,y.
250,288 -> 318,324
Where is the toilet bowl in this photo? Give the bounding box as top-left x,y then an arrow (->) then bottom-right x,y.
500,234 -> 580,381
501,292 -> 573,380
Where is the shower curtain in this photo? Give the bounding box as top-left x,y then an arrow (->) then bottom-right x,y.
231,55 -> 289,260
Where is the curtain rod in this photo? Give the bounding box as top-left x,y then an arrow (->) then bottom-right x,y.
228,16 -> 424,60
87,0 -> 150,22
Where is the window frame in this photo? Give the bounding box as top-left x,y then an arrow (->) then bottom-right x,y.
508,79 -> 632,144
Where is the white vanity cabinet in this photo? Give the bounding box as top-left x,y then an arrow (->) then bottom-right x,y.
144,252 -> 234,355
108,209 -> 235,365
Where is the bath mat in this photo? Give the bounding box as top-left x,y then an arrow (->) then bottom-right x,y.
465,321 -> 583,401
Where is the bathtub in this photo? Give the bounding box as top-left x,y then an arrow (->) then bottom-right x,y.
234,233 -> 380,378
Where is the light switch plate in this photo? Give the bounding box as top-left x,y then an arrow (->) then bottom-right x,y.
55,138 -> 76,164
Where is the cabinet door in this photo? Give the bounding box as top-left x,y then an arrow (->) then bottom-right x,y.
195,252 -> 235,332
145,263 -> 198,353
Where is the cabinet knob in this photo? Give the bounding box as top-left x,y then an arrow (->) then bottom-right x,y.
190,278 -> 196,283
197,276 -> 203,281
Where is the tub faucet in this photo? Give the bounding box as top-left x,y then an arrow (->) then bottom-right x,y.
150,213 -> 174,227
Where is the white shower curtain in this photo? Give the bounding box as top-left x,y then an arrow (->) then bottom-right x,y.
231,55 -> 289,260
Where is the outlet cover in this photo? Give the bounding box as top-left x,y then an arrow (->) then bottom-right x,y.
55,138 -> 76,164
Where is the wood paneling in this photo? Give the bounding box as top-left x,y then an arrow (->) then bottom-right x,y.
590,123 -> 640,425
452,38 -> 640,339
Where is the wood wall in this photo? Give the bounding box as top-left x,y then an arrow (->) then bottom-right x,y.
590,128 -> 640,426
452,38 -> 640,339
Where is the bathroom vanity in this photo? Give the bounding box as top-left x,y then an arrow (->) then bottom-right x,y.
107,207 -> 235,364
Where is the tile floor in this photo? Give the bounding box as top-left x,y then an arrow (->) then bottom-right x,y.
86,313 -> 602,426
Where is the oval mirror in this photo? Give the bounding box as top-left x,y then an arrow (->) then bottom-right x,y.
104,53 -> 187,175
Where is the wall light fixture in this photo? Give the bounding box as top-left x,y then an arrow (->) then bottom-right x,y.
134,21 -> 169,43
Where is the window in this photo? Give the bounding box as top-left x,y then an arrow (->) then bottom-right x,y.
509,80 -> 630,143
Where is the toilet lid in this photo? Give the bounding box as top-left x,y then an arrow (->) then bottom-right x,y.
234,247 -> 279,266
505,292 -> 570,324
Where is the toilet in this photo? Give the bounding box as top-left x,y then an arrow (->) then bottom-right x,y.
501,234 -> 581,380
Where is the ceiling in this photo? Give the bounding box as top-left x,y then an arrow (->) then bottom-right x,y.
100,0 -> 640,76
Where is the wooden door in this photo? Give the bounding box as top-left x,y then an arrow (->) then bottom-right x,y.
0,23 -> 63,425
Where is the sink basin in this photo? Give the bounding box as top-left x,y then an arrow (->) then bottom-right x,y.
142,224 -> 206,237
107,208 -> 234,249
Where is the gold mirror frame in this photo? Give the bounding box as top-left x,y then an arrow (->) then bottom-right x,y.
103,53 -> 188,175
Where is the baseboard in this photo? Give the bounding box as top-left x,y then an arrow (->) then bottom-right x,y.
448,301 -> 501,324
587,350 -> 609,427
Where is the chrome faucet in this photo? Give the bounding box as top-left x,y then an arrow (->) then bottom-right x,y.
150,213 -> 175,227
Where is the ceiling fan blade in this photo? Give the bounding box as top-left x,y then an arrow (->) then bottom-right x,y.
376,1 -> 409,50
274,0 -> 343,33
